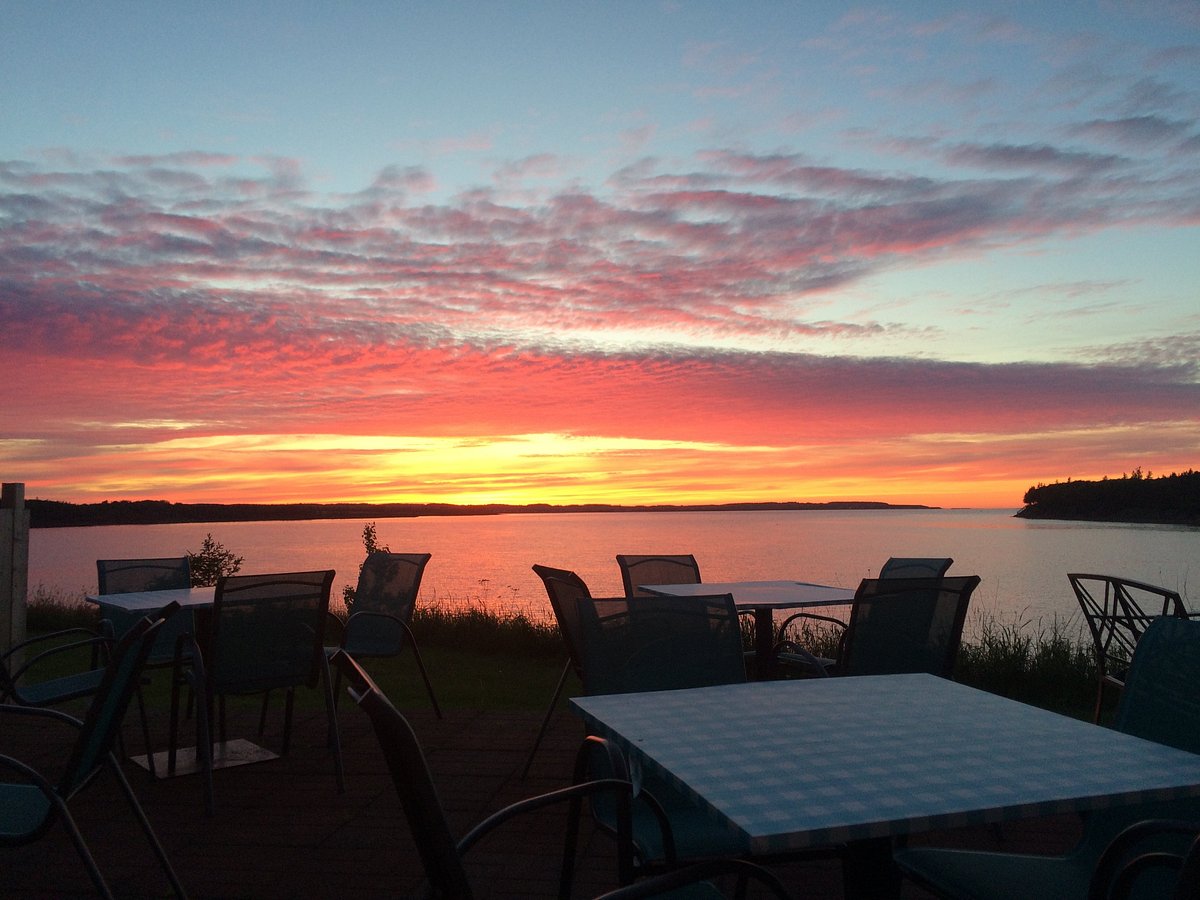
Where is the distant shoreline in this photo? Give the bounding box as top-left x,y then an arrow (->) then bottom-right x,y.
26,498 -> 937,529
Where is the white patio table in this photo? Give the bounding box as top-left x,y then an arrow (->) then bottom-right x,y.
571,674 -> 1200,898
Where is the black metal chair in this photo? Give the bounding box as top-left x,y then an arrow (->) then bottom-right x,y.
776,576 -> 981,678
326,551 -> 440,717
96,556 -> 194,774
522,564 -> 593,778
615,554 -> 702,598
0,605 -> 186,899
176,569 -> 343,813
572,594 -> 754,883
331,649 -> 793,899
1069,573 -> 1189,723
877,557 -> 953,579
895,616 -> 1200,900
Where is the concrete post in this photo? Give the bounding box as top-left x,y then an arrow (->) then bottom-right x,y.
1,482 -> 29,654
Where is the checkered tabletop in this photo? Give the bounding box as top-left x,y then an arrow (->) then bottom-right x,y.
571,674 -> 1200,855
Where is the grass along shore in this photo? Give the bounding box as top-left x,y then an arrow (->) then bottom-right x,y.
22,585 -> 1103,722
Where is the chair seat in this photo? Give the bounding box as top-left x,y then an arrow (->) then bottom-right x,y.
0,783 -> 52,840
17,669 -> 106,706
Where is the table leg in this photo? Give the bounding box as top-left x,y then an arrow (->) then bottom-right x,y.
754,608 -> 775,679
842,837 -> 901,900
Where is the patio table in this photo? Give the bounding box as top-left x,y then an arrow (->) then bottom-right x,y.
86,586 -> 277,776
571,674 -> 1200,898
640,580 -> 854,676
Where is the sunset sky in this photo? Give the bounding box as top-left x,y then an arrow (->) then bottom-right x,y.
2,2 -> 1198,510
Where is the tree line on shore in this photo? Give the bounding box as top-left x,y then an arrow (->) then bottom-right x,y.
1017,468 -> 1199,526
25,497 -> 932,528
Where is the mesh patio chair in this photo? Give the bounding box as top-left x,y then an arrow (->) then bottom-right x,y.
577,593 -> 748,696
772,557 -> 956,669
615,554 -> 702,598
0,605 -> 186,899
877,557 -> 953,579
331,650 -> 791,900
776,576 -> 980,679
572,594 -> 755,881
894,615 -> 1200,900
1069,573 -> 1189,723
178,569 -> 344,813
326,552 -> 440,717
96,556 -> 194,774
523,564 -> 593,778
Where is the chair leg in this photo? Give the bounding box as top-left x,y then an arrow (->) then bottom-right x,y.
258,690 -> 271,735
134,683 -> 157,777
408,639 -> 442,719
107,754 -> 188,898
522,659 -> 571,779
320,652 -> 345,793
281,688 -> 296,755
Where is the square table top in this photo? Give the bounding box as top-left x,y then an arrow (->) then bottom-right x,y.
640,580 -> 854,610
86,586 -> 216,611
571,674 -> 1200,855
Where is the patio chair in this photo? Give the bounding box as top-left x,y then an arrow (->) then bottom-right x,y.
576,593 -> 748,695
331,650 -> 791,899
615,554 -> 702,598
1087,819 -> 1200,900
894,615 -> 1200,900
325,551 -> 440,717
523,564 -> 592,778
178,569 -> 343,812
878,557 -> 953,579
776,576 -> 980,679
96,556 -> 194,774
572,594 -> 754,880
0,605 -> 186,899
1069,573 -> 1188,723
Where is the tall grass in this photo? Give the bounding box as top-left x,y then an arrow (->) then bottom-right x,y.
956,610 -> 1096,715
18,587 -> 1100,716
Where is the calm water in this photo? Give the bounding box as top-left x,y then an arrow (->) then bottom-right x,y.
27,509 -> 1199,639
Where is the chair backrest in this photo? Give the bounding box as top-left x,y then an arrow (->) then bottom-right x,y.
97,556 -> 191,595
96,556 -> 193,657
1114,616 -> 1200,752
331,649 -> 472,899
209,570 -> 335,694
346,552 -> 432,655
841,576 -> 980,678
532,564 -> 592,678
576,594 -> 746,695
60,604 -> 174,795
353,552 -> 431,619
1070,573 -> 1187,681
615,554 -> 702,598
878,557 -> 953,579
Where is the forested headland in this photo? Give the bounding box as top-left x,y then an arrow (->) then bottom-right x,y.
1017,469 -> 1199,526
25,498 -> 933,528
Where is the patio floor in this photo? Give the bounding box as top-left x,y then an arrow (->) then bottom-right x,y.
1,693 -> 1081,898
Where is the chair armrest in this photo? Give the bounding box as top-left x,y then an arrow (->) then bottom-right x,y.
457,777 -> 633,856
593,858 -> 795,899
3,627 -> 105,660
574,734 -> 679,872
1088,818 -> 1200,900
5,635 -> 112,687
